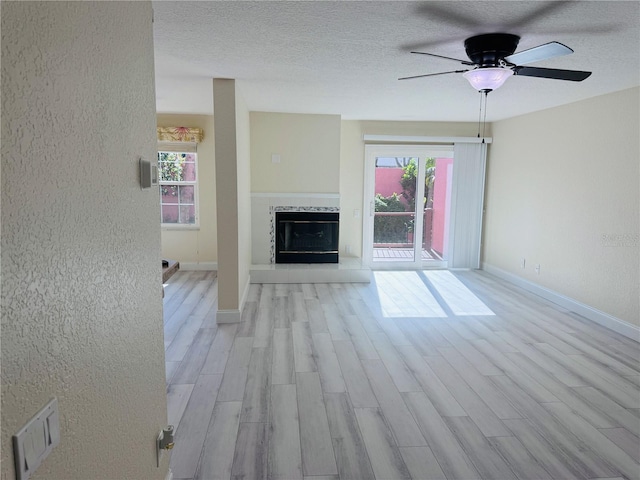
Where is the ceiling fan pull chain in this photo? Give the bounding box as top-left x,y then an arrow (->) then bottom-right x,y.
482,90 -> 489,143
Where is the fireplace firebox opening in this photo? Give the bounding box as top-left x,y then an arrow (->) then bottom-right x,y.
275,211 -> 339,264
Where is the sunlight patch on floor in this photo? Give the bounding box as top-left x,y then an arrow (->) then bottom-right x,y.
373,271 -> 447,318
371,270 -> 494,317
425,270 -> 495,316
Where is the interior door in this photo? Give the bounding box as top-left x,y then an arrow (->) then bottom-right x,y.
363,145 -> 454,269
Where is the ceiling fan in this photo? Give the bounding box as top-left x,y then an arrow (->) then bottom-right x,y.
399,33 -> 592,92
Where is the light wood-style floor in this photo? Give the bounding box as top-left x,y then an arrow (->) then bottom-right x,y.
163,270 -> 640,480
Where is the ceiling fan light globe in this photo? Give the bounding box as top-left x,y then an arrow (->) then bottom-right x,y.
463,68 -> 513,92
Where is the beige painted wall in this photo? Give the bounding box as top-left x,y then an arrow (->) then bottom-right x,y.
250,112 -> 341,193
340,120 -> 480,258
1,2 -> 167,479
236,88 -> 252,302
483,87 -> 640,326
157,114 -> 217,265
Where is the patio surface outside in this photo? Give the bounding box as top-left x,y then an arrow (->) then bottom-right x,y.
373,247 -> 442,261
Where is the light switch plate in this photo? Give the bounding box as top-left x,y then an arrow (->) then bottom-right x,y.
13,398 -> 60,480
140,157 -> 158,188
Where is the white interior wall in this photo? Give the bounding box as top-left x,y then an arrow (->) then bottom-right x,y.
483,87 -> 639,326
1,2 -> 168,478
250,112 -> 341,194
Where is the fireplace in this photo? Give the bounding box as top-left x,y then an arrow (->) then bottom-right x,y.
275,211 -> 339,263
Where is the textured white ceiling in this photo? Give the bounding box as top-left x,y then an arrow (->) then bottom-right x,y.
153,1 -> 640,121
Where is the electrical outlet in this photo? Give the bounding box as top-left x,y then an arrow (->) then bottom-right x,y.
535,264 -> 540,275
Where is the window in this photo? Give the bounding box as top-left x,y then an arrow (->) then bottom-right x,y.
158,147 -> 198,226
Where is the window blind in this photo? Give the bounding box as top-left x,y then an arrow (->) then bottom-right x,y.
448,142 -> 487,269
157,142 -> 197,153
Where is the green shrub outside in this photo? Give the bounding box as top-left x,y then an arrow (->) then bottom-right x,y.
374,193 -> 413,243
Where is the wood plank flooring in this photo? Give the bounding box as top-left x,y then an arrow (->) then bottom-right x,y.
164,270 -> 640,480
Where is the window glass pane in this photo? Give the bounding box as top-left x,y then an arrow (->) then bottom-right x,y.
158,152 -> 174,181
183,154 -> 197,181
179,185 -> 195,203
179,205 -> 196,224
162,204 -> 179,223
161,185 -> 178,204
158,152 -> 192,182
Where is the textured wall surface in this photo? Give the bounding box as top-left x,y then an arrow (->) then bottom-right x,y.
483,87 -> 639,326
1,2 -> 168,479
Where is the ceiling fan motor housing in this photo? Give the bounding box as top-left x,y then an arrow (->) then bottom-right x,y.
464,33 -> 520,66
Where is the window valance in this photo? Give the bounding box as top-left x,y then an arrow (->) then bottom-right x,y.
157,127 -> 204,143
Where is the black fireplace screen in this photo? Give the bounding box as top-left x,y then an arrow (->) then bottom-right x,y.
275,211 -> 339,263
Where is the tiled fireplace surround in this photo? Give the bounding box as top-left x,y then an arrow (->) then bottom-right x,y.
250,193 -> 370,283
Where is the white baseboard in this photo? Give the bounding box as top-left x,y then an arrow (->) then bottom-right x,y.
240,274 -> 251,314
482,263 -> 639,342
165,468 -> 173,480
178,262 -> 218,271
216,309 -> 241,323
216,275 -> 250,324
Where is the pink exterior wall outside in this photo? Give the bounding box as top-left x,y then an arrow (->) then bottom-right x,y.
432,157 -> 453,255
375,167 -> 405,198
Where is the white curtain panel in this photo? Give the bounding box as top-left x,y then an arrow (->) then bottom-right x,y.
448,142 -> 488,269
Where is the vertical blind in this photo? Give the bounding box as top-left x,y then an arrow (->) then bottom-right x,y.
448,142 -> 488,269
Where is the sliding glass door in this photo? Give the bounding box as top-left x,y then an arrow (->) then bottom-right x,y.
363,145 -> 454,268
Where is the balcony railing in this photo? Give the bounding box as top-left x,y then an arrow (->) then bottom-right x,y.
373,209 -> 433,249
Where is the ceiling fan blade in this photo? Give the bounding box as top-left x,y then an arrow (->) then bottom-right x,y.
414,2 -> 573,31
398,70 -> 468,81
414,3 -> 480,29
508,1 -> 574,29
513,66 -> 592,81
505,42 -> 573,65
411,51 -> 475,66
401,37 -> 461,52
